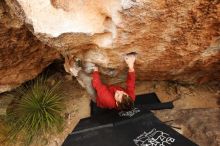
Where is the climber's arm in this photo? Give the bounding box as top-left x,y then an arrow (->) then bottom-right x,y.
124,53 -> 136,101
125,70 -> 135,101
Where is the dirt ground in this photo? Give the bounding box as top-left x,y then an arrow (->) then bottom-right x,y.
1,72 -> 219,146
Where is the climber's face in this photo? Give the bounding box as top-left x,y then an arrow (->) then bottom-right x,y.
115,90 -> 127,104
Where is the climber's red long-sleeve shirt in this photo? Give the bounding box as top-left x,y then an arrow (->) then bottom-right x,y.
92,71 -> 135,109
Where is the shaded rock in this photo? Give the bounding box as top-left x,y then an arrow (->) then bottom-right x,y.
0,0 -> 60,93
0,94 -> 13,115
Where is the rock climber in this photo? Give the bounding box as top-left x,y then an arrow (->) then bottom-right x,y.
64,53 -> 136,110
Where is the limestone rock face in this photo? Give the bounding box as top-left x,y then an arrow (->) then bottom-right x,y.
3,0 -> 220,84
0,1 -> 60,93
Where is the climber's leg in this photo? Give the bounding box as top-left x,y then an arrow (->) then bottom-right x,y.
68,58 -> 97,102
77,70 -> 97,102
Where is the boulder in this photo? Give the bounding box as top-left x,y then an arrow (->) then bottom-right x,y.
0,0 -> 219,93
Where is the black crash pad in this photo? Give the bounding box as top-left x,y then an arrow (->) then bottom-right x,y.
62,106 -> 198,146
90,92 -> 174,116
135,92 -> 161,104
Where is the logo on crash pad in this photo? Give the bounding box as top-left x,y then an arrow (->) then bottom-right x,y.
134,128 -> 175,146
118,108 -> 140,117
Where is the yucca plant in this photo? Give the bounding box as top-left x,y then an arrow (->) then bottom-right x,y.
6,76 -> 64,145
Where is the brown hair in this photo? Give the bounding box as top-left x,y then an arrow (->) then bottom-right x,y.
117,94 -> 134,111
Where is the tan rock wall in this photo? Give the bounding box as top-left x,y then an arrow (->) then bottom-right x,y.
3,0 -> 220,86
0,0 -> 60,93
